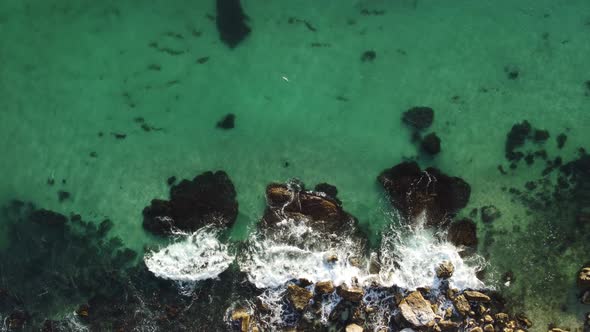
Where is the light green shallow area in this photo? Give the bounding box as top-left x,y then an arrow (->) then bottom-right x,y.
0,0 -> 589,329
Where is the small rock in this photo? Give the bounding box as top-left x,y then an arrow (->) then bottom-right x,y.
421,133 -> 441,155
216,113 -> 235,129
231,308 -> 251,332
398,291 -> 436,327
579,266 -> 590,288
58,190 -> 71,202
361,50 -> 376,62
346,323 -> 364,332
582,290 -> 590,304
447,218 -> 478,247
557,133 -> 567,149
315,280 -> 335,295
436,261 -> 454,279
470,328 -> 483,332
484,314 -> 494,323
463,290 -> 491,302
480,205 -> 501,223
326,254 -> 338,263
453,294 -> 470,316
167,176 -> 177,186
402,107 -> 434,130
337,285 -> 364,302
483,325 -> 494,332
287,284 -> 313,311
533,129 -> 549,142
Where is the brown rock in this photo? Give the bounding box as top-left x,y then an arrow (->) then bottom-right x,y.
346,323 -> 364,332
230,308 -> 251,332
470,328 -> 483,332
453,294 -> 470,316
579,266 -> 590,288
436,261 -> 455,279
337,285 -> 364,302
399,291 -> 436,327
463,290 -> 491,302
447,218 -> 478,247
315,281 -> 335,295
287,284 -> 313,311
483,324 -> 494,332
438,320 -> 459,331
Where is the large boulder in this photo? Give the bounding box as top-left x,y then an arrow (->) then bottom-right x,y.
447,218 -> 478,247
378,162 -> 471,226
398,291 -> 435,327
262,182 -> 355,233
143,171 -> 238,235
287,285 -> 313,311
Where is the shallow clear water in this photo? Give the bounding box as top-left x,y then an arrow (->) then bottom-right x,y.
1,0 -> 589,330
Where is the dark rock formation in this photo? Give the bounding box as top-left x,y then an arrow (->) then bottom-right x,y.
505,120 -> 531,161
216,0 -> 251,48
216,113 -> 235,129
402,107 -> 434,130
361,50 -> 376,62
143,171 -> 238,235
378,162 -> 471,226
421,132 -> 441,155
314,182 -> 341,204
557,133 -> 567,149
533,129 -> 549,142
480,205 -> 501,223
447,218 -> 478,247
262,182 -> 355,233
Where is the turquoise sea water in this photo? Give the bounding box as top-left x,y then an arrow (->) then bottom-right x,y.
1,0 -> 590,330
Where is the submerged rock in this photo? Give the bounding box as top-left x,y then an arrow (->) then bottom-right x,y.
216,0 -> 251,48
421,132 -> 441,155
505,120 -> 531,161
262,182 -> 355,233
447,218 -> 478,247
480,205 -> 501,223
578,266 -> 590,289
398,291 -> 435,327
217,113 -> 235,129
29,209 -> 68,226
402,107 -> 434,130
143,171 -> 238,235
378,162 -> 471,226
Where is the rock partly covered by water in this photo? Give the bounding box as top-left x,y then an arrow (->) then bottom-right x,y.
262,182 -> 356,233
143,171 -> 238,235
378,161 -> 471,225
578,265 -> 590,289
447,218 -> 478,247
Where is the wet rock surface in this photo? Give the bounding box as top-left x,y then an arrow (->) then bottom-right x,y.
447,218 -> 478,247
398,291 -> 435,327
262,181 -> 356,233
378,161 -> 471,226
143,170 -> 238,235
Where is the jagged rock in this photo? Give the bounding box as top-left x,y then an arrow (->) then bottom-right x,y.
315,281 -> 335,295
346,323 -> 364,332
579,266 -> 590,288
483,325 -> 494,332
436,261 -> 454,279
216,113 -> 235,129
447,218 -> 478,247
143,171 -> 238,235
378,162 -> 471,226
337,285 -> 364,302
453,294 -> 470,316
421,133 -> 441,155
480,205 -> 501,223
231,308 -> 251,332
287,285 -> 313,311
463,291 -> 491,302
262,182 -> 355,233
403,107 -> 434,130
398,291 -> 436,327
216,0 -> 251,48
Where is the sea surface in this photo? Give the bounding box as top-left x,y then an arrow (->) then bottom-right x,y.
1,0 -> 589,331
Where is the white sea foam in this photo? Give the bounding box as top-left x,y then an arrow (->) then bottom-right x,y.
378,212 -> 486,291
144,226 -> 234,283
239,218 -> 365,289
